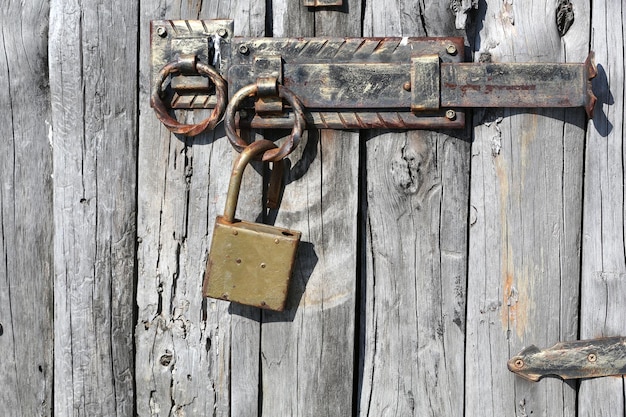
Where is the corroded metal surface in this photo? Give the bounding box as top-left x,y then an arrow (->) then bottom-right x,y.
150,19 -> 233,109
149,19 -> 597,134
303,0 -> 343,6
440,56 -> 597,117
228,36 -> 466,130
225,82 -> 306,161
508,336 -> 626,381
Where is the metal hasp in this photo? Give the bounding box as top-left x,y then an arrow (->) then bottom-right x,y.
150,19 -> 597,134
508,336 -> 626,382
303,0 -> 343,6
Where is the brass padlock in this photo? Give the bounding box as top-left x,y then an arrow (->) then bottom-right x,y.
203,140 -> 301,311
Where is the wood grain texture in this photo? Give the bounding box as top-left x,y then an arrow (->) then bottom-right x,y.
0,1 -> 53,415
135,2 -> 265,416
359,2 -> 469,416
579,1 -> 626,416
258,2 -> 360,416
361,132 -> 470,417
49,0 -> 138,415
465,1 -> 589,416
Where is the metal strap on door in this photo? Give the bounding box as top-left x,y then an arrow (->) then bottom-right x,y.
150,19 -> 597,160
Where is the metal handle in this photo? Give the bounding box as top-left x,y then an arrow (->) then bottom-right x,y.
225,81 -> 306,162
150,55 -> 227,136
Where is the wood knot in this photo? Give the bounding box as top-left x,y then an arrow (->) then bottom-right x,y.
160,350 -> 174,366
556,0 -> 574,36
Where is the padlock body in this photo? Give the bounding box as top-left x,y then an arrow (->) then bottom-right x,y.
203,215 -> 301,311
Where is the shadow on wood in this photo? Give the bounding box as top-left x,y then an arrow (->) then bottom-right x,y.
591,64 -> 613,137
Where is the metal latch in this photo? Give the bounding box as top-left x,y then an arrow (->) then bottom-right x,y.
303,0 -> 343,6
150,19 -> 597,141
508,337 -> 626,381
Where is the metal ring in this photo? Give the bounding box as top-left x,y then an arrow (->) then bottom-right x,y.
151,60 -> 227,136
225,83 -> 306,162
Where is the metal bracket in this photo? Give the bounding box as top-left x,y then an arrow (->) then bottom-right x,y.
303,0 -> 343,6
151,20 -> 233,109
508,337 -> 626,381
150,19 -> 597,135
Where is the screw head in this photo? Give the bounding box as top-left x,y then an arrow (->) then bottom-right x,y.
156,27 -> 167,38
238,44 -> 250,55
260,263 -> 267,268
446,44 -> 457,55
445,109 -> 457,120
514,359 -> 524,368
403,81 -> 411,92
217,28 -> 227,38
587,353 -> 597,363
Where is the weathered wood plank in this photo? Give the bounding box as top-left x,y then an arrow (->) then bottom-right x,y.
257,2 -> 360,416
135,2 -> 266,416
359,3 -> 469,416
465,1 -> 589,416
0,2 -> 53,415
579,1 -> 626,415
49,0 -> 138,415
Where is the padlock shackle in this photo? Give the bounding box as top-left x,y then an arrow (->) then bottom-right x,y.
223,139 -> 280,223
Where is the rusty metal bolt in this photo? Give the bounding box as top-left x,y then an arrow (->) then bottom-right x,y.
445,109 -> 457,120
587,353 -> 597,363
157,27 -> 167,38
217,28 -> 227,38
238,44 -> 250,55
446,44 -> 457,55
236,258 -> 242,264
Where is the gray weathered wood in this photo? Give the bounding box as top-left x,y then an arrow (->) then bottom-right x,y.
579,1 -> 626,415
258,2 -> 360,416
49,0 -> 138,415
465,1 -> 589,416
6,1 -> 622,415
0,1 -> 53,415
135,2 -> 266,416
359,3 -> 469,416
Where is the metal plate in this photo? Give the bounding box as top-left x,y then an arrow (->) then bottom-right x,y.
228,37 -> 466,129
508,337 -> 626,381
149,19 -> 597,132
441,62 -> 592,109
150,19 -> 233,109
303,0 -> 343,6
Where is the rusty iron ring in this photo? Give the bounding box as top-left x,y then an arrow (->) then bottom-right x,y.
225,83 -> 306,162
151,59 -> 227,136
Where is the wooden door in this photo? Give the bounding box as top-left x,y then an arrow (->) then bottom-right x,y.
1,1 -> 625,416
